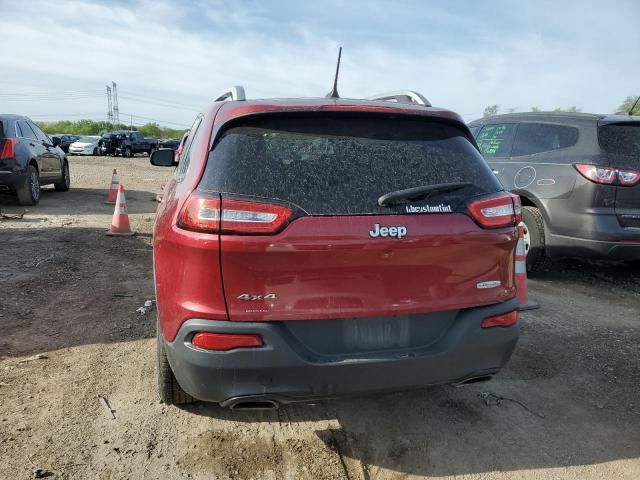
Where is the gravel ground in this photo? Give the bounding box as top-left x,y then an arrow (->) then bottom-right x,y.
0,156 -> 639,479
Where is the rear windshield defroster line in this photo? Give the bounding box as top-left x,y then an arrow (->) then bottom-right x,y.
198,114 -> 502,215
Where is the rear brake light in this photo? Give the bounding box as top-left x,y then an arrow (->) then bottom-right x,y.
192,332 -> 263,351
177,194 -> 292,234
177,194 -> 220,233
576,164 -> 640,186
0,138 -> 16,159
481,310 -> 519,328
221,198 -> 292,234
467,193 -> 517,228
575,164 -> 616,184
509,193 -> 523,223
618,168 -> 640,186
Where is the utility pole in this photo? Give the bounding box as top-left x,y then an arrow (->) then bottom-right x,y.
112,81 -> 120,125
106,85 -> 113,124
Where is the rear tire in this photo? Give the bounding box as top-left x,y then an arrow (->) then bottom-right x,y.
16,165 -> 41,205
157,322 -> 195,405
124,147 -> 132,158
522,206 -> 546,275
54,160 -> 70,192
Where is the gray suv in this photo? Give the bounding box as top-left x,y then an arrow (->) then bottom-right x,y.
469,112 -> 640,272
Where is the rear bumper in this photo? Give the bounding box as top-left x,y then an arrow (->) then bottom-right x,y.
538,196 -> 640,260
163,299 -> 520,405
0,168 -> 26,190
546,232 -> 640,260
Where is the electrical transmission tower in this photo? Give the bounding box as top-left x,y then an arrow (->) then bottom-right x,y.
106,85 -> 114,124
112,81 -> 120,125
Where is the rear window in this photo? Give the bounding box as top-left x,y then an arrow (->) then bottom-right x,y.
198,115 -> 502,215
476,124 -> 516,157
599,124 -> 640,158
512,123 -> 579,156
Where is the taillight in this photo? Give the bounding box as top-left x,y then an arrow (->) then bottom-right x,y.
177,194 -> 221,233
618,168 -> 640,186
177,194 -> 293,235
481,310 -> 519,328
221,198 -> 292,234
575,164 -> 616,184
192,332 -> 263,351
467,193 -> 518,228
575,164 -> 640,186
0,138 -> 16,159
509,193 -> 523,223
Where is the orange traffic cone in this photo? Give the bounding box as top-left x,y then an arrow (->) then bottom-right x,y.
105,169 -> 120,204
516,223 -> 539,311
106,185 -> 135,236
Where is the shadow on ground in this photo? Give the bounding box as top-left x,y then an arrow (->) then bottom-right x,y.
0,187 -> 160,216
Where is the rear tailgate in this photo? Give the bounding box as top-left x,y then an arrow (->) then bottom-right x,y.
598,120 -> 640,228
220,214 -> 515,321
198,113 -> 517,321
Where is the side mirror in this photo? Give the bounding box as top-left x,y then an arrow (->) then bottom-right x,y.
150,148 -> 176,167
51,136 -> 61,146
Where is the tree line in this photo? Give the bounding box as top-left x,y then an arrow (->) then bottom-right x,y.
482,96 -> 640,118
36,119 -> 188,139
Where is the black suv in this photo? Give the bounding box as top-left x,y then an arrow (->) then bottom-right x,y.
0,114 -> 70,205
469,112 -> 640,271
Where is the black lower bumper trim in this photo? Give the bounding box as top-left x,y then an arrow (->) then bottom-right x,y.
163,299 -> 520,405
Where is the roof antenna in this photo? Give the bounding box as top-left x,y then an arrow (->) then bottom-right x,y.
628,95 -> 640,116
325,46 -> 342,99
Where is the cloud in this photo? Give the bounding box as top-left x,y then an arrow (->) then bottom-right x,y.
0,0 -> 638,125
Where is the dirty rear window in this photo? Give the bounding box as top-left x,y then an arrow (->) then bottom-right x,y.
198,115 -> 502,215
599,124 -> 640,158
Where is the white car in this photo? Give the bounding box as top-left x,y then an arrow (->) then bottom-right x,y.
69,136 -> 101,156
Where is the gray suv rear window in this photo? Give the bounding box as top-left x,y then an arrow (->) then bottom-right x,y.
512,123 -> 579,156
599,124 -> 640,156
198,115 -> 502,215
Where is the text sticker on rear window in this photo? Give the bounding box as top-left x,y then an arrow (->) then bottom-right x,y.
477,124 -> 514,157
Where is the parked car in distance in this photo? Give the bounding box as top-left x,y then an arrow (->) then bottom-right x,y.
118,131 -> 157,157
149,88 -> 522,408
99,131 -> 124,155
100,130 -> 157,157
157,138 -> 180,151
469,112 -> 640,272
0,114 -> 70,205
50,134 -> 76,153
69,135 -> 101,156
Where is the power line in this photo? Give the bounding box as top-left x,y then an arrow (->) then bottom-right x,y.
119,112 -> 191,127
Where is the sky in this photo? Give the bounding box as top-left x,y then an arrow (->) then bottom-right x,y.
0,0 -> 639,128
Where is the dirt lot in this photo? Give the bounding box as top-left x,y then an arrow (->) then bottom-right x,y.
1,155 -> 639,480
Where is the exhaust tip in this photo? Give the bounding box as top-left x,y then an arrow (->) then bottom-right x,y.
229,400 -> 279,411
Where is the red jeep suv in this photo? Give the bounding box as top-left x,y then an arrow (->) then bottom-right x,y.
150,88 -> 522,408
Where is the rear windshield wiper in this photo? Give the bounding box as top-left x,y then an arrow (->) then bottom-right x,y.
378,182 -> 473,207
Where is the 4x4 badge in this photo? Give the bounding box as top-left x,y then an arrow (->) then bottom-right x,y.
237,293 -> 277,301
369,223 -> 407,239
